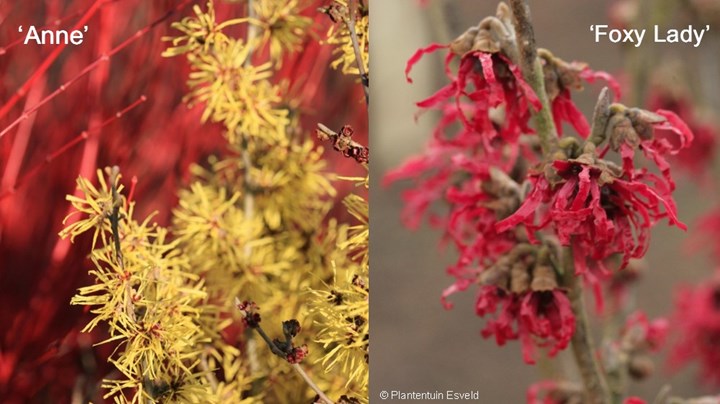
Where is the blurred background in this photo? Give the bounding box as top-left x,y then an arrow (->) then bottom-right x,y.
371,0 -> 720,402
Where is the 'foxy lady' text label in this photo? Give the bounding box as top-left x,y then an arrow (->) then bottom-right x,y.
19,25 -> 88,45
590,24 -> 710,47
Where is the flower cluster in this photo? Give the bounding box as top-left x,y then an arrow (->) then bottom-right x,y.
60,168 -> 212,403
387,1 -> 693,367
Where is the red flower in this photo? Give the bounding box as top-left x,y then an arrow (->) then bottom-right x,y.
622,311 -> 669,352
540,52 -> 622,138
518,289 -> 575,362
495,158 -> 684,311
669,273 -> 720,386
407,44 -> 541,147
473,285 -> 574,364
608,107 -> 694,191
646,90 -> 718,180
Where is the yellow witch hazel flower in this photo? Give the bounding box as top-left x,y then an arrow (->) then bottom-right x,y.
251,139 -> 336,231
162,1 -> 227,57
252,0 -> 313,64
309,267 -> 369,394
60,168 -> 211,404
157,0 -> 370,401
185,37 -> 290,144
322,0 -> 370,77
309,174 -> 369,402
60,168 -> 122,250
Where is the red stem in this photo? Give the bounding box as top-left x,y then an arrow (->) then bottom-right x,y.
0,80 -> 45,191
0,0 -> 109,121
0,95 -> 147,201
0,0 -> 192,141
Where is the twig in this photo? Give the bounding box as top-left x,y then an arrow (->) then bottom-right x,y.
199,350 -> 219,391
0,80 -> 45,192
249,322 -> 334,404
508,0 -> 557,155
244,326 -> 336,402
562,247 -> 611,404
0,95 -> 147,201
242,0 -> 257,259
316,123 -> 369,164
109,167 -> 123,268
345,0 -> 369,104
241,0 -> 262,380
291,364 -> 333,404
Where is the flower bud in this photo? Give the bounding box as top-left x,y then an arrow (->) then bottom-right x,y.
510,261 -> 531,294
286,344 -> 309,364
449,26 -> 479,55
283,319 -> 301,339
628,354 -> 655,380
531,264 -> 558,292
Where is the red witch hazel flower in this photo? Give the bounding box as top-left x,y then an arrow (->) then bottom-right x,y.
669,272 -> 720,386
495,90 -> 691,311
539,49 -> 622,138
473,245 -> 575,364
405,3 -> 541,149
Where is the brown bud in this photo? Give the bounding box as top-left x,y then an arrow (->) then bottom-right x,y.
531,264 -> 558,291
450,26 -> 479,55
542,58 -> 561,101
556,61 -> 586,92
510,261 -> 531,294
473,25 -> 502,54
474,15 -> 513,55
628,354 -> 655,380
480,256 -> 511,288
627,107 -> 665,141
338,396 -> 361,404
282,319 -> 301,339
496,2 -> 513,24
607,113 -> 639,151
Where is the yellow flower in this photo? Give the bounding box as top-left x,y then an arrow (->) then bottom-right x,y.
163,1 -> 228,57
252,0 -> 313,64
185,37 -> 289,143
251,139 -> 336,231
309,267 -> 369,395
323,0 -> 369,77
63,168 -> 210,403
59,168 -> 123,250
